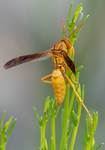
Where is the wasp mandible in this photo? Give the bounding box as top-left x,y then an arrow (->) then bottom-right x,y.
4,20 -> 93,125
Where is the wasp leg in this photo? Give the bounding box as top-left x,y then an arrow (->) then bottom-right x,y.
62,72 -> 93,126
64,66 -> 78,84
67,47 -> 75,56
70,72 -> 78,84
62,19 -> 67,37
41,74 -> 52,84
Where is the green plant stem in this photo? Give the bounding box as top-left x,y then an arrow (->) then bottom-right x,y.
69,125 -> 77,150
1,134 -> 6,150
69,103 -> 82,150
41,123 -> 46,148
69,85 -> 84,150
86,139 -> 92,150
59,26 -> 75,149
59,75 -> 69,150
51,116 -> 56,150
86,131 -> 94,150
86,112 -> 98,150
68,90 -> 75,120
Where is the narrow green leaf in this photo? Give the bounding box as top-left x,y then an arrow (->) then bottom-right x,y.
40,117 -> 43,127
67,123 -> 73,137
50,99 -> 54,117
75,116 -> 79,127
95,143 -> 104,150
85,119 -> 89,140
34,107 -> 40,124
81,85 -> 85,101
71,110 -> 77,126
82,15 -> 90,24
44,97 -> 50,113
0,110 -> 6,131
6,119 -> 17,142
72,3 -> 82,23
92,112 -> 98,133
67,1 -> 73,29
93,113 -> 96,127
72,100 -> 77,111
77,84 -> 81,100
62,29 -> 65,38
76,66 -> 83,73
56,106 -> 60,116
75,72 -> 79,86
3,116 -> 13,133
51,98 -> 55,107
76,15 -> 89,39
61,109 -> 64,128
50,98 -> 58,118
45,110 -> 50,122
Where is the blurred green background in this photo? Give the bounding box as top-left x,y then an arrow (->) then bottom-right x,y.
0,0 -> 105,149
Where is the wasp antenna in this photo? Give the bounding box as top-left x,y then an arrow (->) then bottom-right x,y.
68,24 -> 85,38
62,19 -> 67,37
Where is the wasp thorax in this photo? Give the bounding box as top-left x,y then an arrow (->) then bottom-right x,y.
53,42 -> 67,51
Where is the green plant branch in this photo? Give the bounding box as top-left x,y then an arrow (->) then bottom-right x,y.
6,119 -> 17,142
63,73 -> 79,148
34,2 -> 104,150
69,85 -> 84,150
50,99 -> 58,150
59,2 -> 88,150
59,80 -> 69,150
0,110 -> 17,150
68,72 -> 79,120
85,112 -> 99,150
95,143 -> 104,150
34,97 -> 50,149
1,133 -> 6,150
40,122 -> 46,147
51,116 -> 56,150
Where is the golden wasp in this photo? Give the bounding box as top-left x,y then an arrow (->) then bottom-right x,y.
4,19 -> 93,125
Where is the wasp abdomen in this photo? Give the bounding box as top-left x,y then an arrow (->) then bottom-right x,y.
52,69 -> 66,106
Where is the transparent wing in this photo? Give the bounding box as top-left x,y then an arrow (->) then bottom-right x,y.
32,54 -> 50,62
4,49 -> 51,69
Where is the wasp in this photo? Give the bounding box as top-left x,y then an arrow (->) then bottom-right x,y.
4,19 -> 93,125
4,20 -> 83,73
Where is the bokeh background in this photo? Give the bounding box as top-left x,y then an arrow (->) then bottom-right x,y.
0,0 -> 105,149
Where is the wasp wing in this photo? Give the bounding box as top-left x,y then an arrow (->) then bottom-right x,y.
4,49 -> 51,69
63,51 -> 76,74
32,53 -> 50,62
